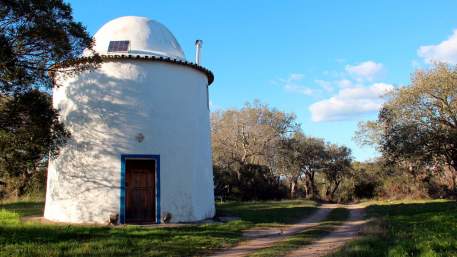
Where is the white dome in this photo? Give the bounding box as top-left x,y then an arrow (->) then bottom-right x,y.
92,16 -> 185,60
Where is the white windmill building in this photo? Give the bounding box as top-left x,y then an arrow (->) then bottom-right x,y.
44,16 -> 215,224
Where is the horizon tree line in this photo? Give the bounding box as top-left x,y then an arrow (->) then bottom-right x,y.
211,101 -> 353,201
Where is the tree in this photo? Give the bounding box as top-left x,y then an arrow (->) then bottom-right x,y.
0,0 -> 100,94
211,101 -> 356,201
297,136 -> 327,199
322,144 -> 352,201
212,101 -> 299,200
356,63 -> 457,192
0,90 -> 69,196
0,0 -> 100,196
277,133 -> 303,198
211,101 -> 298,174
278,132 -> 327,199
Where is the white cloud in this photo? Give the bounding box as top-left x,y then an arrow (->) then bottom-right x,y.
276,73 -> 314,96
345,61 -> 384,80
418,29 -> 457,64
284,84 -> 314,95
336,79 -> 354,88
336,58 -> 346,64
315,79 -> 333,92
289,73 -> 305,81
309,83 -> 394,122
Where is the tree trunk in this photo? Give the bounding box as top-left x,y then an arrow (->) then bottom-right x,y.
450,161 -> 457,194
18,173 -> 30,197
290,179 -> 297,199
301,176 -> 309,198
306,171 -> 318,200
330,180 -> 341,201
303,180 -> 309,198
451,168 -> 457,194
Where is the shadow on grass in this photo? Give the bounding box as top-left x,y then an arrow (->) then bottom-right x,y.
329,200 -> 457,257
0,218 -> 248,257
0,200 -> 318,257
0,200 -> 246,257
0,201 -> 44,217
216,200 -> 317,225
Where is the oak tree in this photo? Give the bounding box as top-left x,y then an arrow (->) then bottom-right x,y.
356,63 -> 457,191
0,0 -> 100,196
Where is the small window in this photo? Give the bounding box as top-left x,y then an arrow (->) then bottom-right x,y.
108,40 -> 130,52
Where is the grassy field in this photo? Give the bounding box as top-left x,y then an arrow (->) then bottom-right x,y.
217,200 -> 318,225
3,199 -> 456,257
248,208 -> 350,257
328,200 -> 457,257
0,199 -> 317,257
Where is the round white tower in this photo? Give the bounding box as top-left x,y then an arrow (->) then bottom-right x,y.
44,16 -> 215,224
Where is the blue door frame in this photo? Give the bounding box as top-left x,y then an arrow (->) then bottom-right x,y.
120,154 -> 161,224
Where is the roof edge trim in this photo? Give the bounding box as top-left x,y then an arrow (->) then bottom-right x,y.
99,54 -> 214,85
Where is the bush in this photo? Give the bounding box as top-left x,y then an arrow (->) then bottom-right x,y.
0,167 -> 46,200
214,164 -> 288,201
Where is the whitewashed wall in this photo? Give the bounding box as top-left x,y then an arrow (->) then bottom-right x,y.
44,60 -> 215,224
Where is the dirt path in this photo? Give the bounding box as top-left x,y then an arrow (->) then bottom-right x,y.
210,204 -> 339,257
285,204 -> 366,257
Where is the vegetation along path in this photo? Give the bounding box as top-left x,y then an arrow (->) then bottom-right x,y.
285,204 -> 366,257
210,204 -> 339,257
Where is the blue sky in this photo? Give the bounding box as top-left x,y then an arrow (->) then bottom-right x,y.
67,0 -> 457,161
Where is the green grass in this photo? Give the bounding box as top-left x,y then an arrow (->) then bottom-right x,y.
0,200 -> 44,217
328,200 -> 457,257
217,200 -> 318,225
0,199 -> 317,257
248,208 -> 350,257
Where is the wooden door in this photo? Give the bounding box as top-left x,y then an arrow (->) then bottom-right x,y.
125,159 -> 156,224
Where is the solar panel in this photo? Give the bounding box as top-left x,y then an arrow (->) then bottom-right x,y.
108,40 -> 130,52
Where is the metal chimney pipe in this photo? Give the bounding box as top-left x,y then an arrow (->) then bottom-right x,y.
195,40 -> 203,65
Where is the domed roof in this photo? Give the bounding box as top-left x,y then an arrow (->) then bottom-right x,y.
92,16 -> 185,60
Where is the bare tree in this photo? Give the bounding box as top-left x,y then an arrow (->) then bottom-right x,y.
212,101 -> 298,176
